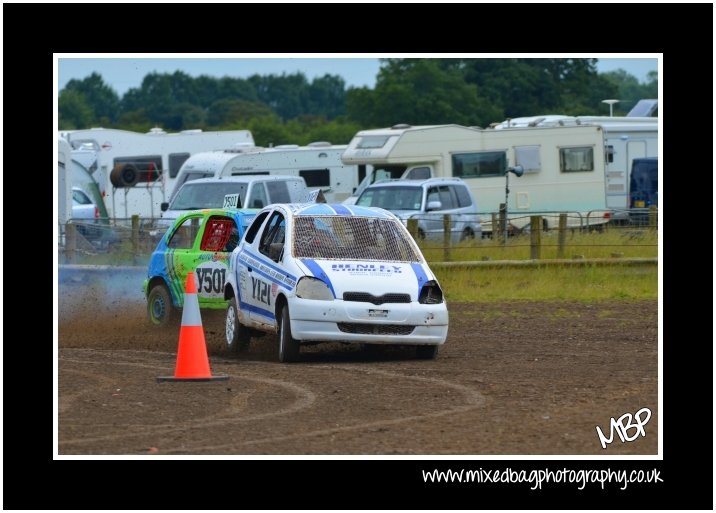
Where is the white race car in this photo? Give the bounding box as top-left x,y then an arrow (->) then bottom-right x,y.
223,203 -> 448,362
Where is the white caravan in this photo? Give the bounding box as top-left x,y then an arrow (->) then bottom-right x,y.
493,113 -> 658,220
342,123 -> 612,232
171,142 -> 369,204
60,127 -> 255,218
58,137 -> 73,225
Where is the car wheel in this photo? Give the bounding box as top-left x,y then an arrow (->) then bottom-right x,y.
417,228 -> 426,240
225,297 -> 250,352
461,227 -> 475,241
278,305 -> 300,363
415,345 -> 439,360
147,284 -> 176,328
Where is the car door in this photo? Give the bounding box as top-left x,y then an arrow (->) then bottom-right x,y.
246,210 -> 286,324
232,209 -> 280,327
165,213 -> 237,305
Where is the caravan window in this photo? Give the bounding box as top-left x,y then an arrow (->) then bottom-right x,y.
356,136 -> 390,149
514,145 -> 541,174
559,146 -> 594,173
452,151 -> 507,178
300,169 -> 330,187
169,153 -> 190,178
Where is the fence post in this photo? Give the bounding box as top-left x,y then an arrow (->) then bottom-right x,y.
530,215 -> 542,260
131,215 -> 140,265
557,213 -> 567,259
443,214 -> 451,261
648,205 -> 657,230
498,204 -> 507,246
407,218 -> 418,240
65,222 -> 77,264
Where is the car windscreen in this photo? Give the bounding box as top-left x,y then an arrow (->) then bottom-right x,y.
355,186 -> 423,211
169,182 -> 248,210
292,215 -> 421,262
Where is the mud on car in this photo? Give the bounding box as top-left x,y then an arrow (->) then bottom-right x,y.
144,208 -> 257,326
223,203 -> 449,362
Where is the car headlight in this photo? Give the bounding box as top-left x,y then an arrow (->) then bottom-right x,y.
418,280 -> 443,304
296,277 -> 334,301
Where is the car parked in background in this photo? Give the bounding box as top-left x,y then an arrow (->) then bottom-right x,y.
223,203 -> 449,362
158,175 -> 308,227
355,177 -> 482,242
71,186 -> 102,239
144,208 -> 257,326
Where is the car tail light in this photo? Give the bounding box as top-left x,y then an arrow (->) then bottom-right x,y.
418,280 -> 443,304
94,206 -> 100,219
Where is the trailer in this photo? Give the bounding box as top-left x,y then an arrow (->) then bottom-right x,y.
60,127 -> 255,218
341,123 -> 611,231
493,113 -> 658,221
170,142 -> 370,204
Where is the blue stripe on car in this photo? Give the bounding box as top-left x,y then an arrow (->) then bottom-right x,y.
300,259 -> 336,298
331,204 -> 352,216
239,300 -> 275,320
410,262 -> 429,298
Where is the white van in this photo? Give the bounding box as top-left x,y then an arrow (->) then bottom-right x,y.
159,175 -> 308,226
170,143 -> 369,204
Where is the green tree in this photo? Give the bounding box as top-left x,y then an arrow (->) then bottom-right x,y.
601,69 -> 658,115
306,74 -> 346,119
206,98 -> 274,127
58,89 -> 94,129
62,72 -> 120,124
346,59 -> 488,127
248,72 -> 311,121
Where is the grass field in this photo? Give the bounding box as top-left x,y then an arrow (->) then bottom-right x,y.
434,264 -> 657,302
419,228 -> 658,262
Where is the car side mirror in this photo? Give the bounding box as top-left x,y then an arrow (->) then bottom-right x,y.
268,242 -> 284,262
426,200 -> 442,212
161,202 -> 169,212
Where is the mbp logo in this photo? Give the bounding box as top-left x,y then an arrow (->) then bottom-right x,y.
596,407 -> 652,449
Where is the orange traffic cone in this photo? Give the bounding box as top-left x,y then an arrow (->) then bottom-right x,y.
157,272 -> 229,382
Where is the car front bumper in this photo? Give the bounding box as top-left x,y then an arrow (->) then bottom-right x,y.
288,298 -> 449,345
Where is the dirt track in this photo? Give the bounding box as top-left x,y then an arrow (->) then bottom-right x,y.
58,283 -> 658,456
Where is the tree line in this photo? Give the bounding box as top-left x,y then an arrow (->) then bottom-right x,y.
59,58 -> 657,147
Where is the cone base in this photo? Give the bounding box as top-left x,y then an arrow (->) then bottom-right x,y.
157,374 -> 229,382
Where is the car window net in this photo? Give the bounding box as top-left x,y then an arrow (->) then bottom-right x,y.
292,216 -> 421,262
200,217 -> 235,252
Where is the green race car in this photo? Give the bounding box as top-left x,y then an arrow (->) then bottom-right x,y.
144,208 -> 257,326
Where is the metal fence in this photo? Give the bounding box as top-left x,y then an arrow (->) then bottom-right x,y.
58,207 -> 658,265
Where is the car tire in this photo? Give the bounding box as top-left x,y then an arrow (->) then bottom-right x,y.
147,284 -> 176,328
415,344 -> 439,360
461,227 -> 475,241
225,297 -> 250,352
278,305 -> 300,363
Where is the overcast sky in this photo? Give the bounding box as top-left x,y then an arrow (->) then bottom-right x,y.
57,55 -> 659,97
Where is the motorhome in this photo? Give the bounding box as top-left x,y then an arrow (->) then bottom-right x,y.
170,142 -> 370,204
341,123 -> 611,232
60,127 -> 255,218
492,111 -> 658,220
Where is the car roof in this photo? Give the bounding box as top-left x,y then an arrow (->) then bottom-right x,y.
270,203 -> 396,219
365,177 -> 468,188
180,175 -> 304,185
174,207 -> 259,221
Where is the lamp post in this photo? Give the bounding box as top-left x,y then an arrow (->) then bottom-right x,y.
503,165 -> 524,243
